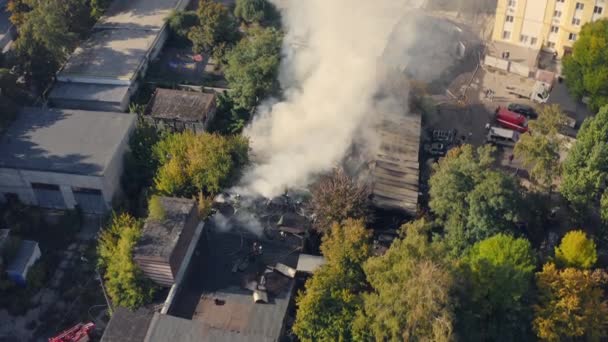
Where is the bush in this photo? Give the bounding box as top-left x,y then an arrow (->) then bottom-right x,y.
555,230 -> 597,269
147,196 -> 166,221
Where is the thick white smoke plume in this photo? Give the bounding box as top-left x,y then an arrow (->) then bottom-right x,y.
238,0 -> 443,197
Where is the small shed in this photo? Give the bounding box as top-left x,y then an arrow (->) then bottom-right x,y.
134,197 -> 199,287
6,240 -> 41,286
144,88 -> 217,133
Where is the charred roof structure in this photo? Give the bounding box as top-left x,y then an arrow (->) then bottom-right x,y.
134,197 -> 199,287
101,194 -> 311,341
144,89 -> 217,133
370,115 -> 421,215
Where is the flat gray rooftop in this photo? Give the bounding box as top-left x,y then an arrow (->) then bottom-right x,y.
49,82 -> 130,104
59,28 -> 159,81
135,197 -> 197,259
0,108 -> 135,176
98,0 -> 184,30
57,0 -> 187,81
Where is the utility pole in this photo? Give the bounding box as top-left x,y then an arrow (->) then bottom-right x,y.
96,269 -> 113,315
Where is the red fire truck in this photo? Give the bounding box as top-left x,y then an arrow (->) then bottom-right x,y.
495,107 -> 528,133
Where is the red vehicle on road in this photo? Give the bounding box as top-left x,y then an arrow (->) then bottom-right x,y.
495,107 -> 528,133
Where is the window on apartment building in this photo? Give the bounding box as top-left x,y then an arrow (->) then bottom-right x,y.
550,25 -> 559,33
594,6 -> 604,14
554,10 -> 562,17
503,31 -> 512,39
569,33 -> 578,41
508,0 -> 516,7
575,3 -> 584,10
556,0 -> 564,3
530,37 -> 538,45
520,34 -> 529,43
506,15 -> 514,22
572,18 -> 581,25
547,42 -> 556,48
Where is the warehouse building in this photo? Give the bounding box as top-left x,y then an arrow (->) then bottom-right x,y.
0,108 -> 136,214
48,0 -> 189,112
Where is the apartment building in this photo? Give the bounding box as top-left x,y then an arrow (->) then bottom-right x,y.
492,0 -> 608,58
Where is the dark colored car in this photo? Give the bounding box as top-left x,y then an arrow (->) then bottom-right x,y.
508,103 -> 537,119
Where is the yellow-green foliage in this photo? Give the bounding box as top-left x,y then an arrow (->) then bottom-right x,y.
197,192 -> 214,219
533,263 -> 608,341
97,213 -> 155,309
555,230 -> 597,269
147,195 -> 166,222
153,131 -> 249,197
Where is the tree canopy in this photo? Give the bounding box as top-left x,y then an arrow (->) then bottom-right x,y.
234,0 -> 267,23
293,219 -> 371,342
188,0 -> 238,54
97,213 -> 155,309
560,105 -> 608,213
224,27 -> 282,110
166,10 -> 198,41
429,145 -> 522,254
533,263 -> 608,341
456,234 -> 537,341
152,131 -> 249,197
514,105 -> 566,189
563,19 -> 608,112
309,168 -> 369,233
354,219 -> 454,342
555,230 -> 597,269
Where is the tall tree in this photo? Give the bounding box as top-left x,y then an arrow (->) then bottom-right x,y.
97,213 -> 156,309
7,0 -> 31,27
560,105 -> 608,214
354,219 -> 454,342
554,230 -> 597,269
153,131 -> 249,197
456,234 -> 537,341
293,219 -> 371,342
429,145 -> 521,254
514,105 -> 566,190
234,0 -> 267,23
188,0 -> 238,54
533,263 -> 608,341
563,19 -> 608,112
309,168 -> 369,233
224,27 -> 282,110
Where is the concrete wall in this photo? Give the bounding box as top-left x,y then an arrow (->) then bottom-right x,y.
484,55 -> 510,71
102,116 -> 136,204
0,168 -> 105,209
510,61 -> 531,77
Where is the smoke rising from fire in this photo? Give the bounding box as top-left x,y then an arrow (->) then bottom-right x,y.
238,0 -> 463,197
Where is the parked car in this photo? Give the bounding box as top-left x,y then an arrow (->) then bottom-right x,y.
508,103 -> 537,119
486,126 -> 520,147
424,142 -> 447,156
495,107 -> 528,133
431,129 -> 456,144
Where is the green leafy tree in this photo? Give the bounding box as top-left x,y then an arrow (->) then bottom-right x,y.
188,0 -> 238,54
563,19 -> 608,112
208,92 -> 251,134
234,0 -> 267,23
224,27 -> 282,110
97,213 -> 156,309
560,105 -> 608,214
309,168 -> 370,233
555,230 -> 597,269
457,234 -> 536,341
514,105 -> 566,189
90,0 -> 112,19
429,145 -> 522,254
533,263 -> 608,341
166,10 -> 198,40
153,131 -> 249,197
354,219 -> 454,342
7,0 -> 32,27
293,219 -> 371,342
